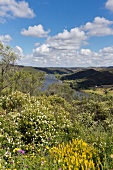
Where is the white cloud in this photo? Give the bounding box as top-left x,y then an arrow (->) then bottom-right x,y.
99,46 -> 113,54
105,0 -> 113,12
15,46 -> 23,56
46,27 -> 87,50
18,45 -> 113,67
0,0 -> 35,21
18,16 -> 113,67
35,42 -> 40,47
33,44 -> 50,56
78,47 -> 113,67
81,17 -> 113,36
0,34 -> 12,43
29,27 -> 88,66
21,25 -> 50,38
80,49 -> 92,56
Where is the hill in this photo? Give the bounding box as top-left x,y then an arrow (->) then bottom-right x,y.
61,68 -> 113,87
61,69 -> 99,80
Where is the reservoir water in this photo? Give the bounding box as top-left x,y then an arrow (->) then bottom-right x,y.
41,74 -> 62,92
41,74 -> 88,99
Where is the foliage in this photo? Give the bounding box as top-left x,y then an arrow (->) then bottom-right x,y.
49,138 -> 105,169
0,42 -> 45,95
0,90 -> 113,169
0,42 -> 18,93
45,83 -> 75,102
0,91 -> 73,148
11,68 -> 45,95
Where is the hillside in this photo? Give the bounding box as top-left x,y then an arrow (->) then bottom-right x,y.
61,69 -> 99,80
61,68 -> 113,87
33,67 -> 74,74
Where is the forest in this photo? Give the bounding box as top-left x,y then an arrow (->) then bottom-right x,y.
0,42 -> 113,169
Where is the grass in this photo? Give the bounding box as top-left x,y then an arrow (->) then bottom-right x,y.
83,87 -> 113,96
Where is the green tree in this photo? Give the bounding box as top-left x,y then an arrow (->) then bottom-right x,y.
0,42 -> 45,95
45,83 -> 75,102
12,68 -> 45,96
0,42 -> 18,93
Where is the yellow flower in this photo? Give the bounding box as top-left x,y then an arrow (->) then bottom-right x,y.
46,146 -> 49,150
110,154 -> 113,158
49,138 -> 102,169
13,148 -> 21,153
37,149 -> 40,152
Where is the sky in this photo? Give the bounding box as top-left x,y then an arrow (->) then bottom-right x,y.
0,0 -> 113,67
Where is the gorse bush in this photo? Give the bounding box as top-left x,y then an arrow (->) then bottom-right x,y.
49,138 -> 105,170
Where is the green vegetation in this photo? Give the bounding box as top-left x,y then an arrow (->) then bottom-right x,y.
45,83 -> 75,102
0,42 -> 18,93
0,43 -> 113,169
10,67 -> 45,96
0,90 -> 113,169
83,87 -> 113,97
0,42 -> 45,95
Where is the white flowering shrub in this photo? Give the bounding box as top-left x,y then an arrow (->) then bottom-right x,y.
0,91 -> 73,149
18,95 -> 73,146
0,91 -> 30,112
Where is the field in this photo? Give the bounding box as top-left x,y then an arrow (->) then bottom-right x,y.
83,86 -> 113,96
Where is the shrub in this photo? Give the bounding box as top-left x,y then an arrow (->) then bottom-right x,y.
49,138 -> 105,170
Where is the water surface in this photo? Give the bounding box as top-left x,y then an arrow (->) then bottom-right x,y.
41,74 -> 61,91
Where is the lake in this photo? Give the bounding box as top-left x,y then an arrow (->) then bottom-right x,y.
41,74 -> 88,99
41,74 -> 62,92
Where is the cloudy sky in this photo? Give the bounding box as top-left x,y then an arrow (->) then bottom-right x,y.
0,0 -> 113,67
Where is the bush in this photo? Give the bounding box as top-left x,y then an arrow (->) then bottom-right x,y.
49,138 -> 105,169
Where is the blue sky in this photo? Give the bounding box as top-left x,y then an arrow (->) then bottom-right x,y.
0,0 -> 113,67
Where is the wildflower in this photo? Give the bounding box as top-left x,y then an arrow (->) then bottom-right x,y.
37,149 -> 40,152
49,138 -> 102,169
17,149 -> 25,154
13,148 -> 21,153
111,154 -> 113,158
46,146 -> 49,150
10,162 -> 13,164
41,160 -> 44,165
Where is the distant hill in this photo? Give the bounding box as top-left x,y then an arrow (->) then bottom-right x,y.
61,69 -> 99,80
33,67 -> 74,74
61,68 -> 113,87
80,71 -> 113,86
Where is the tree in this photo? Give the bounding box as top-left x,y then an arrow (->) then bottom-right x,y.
0,42 -> 45,95
0,42 -> 19,93
12,68 -> 45,96
45,83 -> 75,102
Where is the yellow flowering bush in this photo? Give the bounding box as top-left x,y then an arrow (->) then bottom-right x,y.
49,138 -> 104,170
